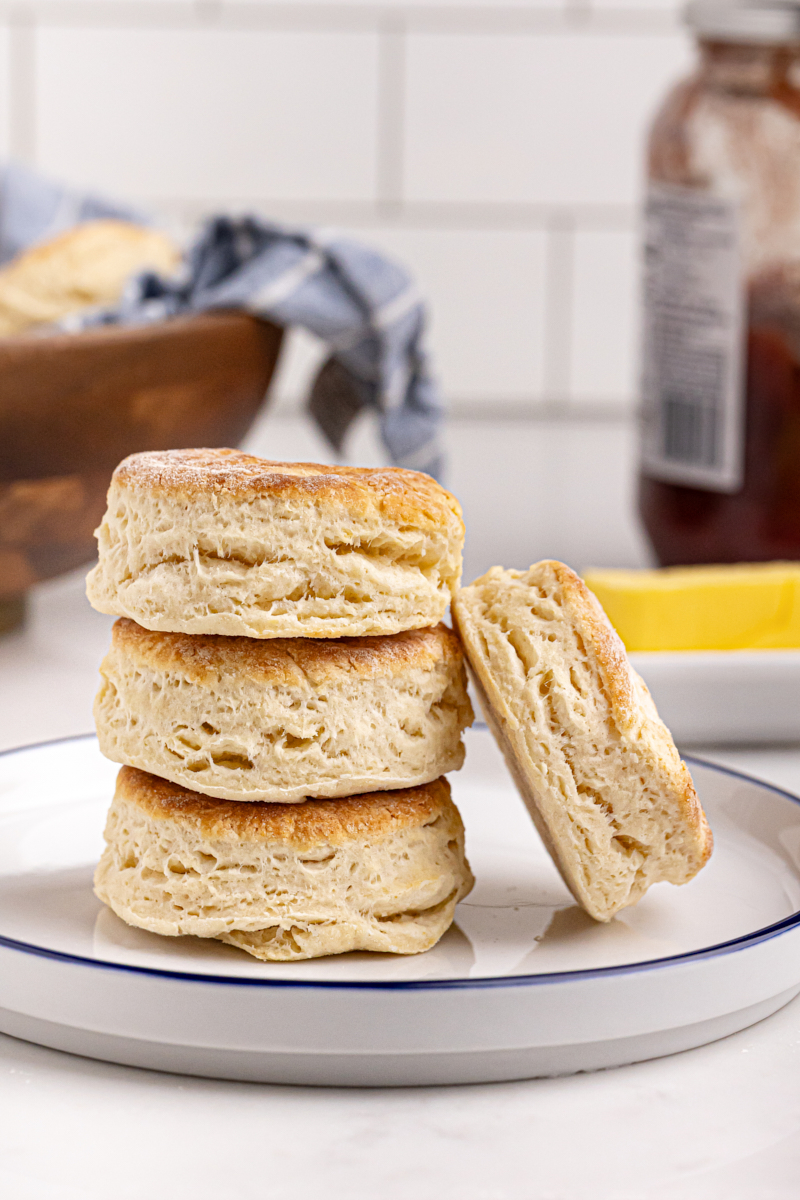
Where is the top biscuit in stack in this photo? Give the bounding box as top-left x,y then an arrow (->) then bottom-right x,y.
86,449 -> 464,639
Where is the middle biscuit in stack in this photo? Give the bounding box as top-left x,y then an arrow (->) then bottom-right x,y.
95,620 -> 472,802
90,449 -> 474,960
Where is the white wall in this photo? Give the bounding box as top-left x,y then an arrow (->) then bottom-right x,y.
0,0 -> 694,573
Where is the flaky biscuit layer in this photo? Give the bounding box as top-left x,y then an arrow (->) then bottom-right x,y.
453,561 -> 712,923
95,620 -> 473,801
86,450 -> 464,638
94,767 -> 474,961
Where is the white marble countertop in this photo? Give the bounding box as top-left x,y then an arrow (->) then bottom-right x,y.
2,570 -> 800,1200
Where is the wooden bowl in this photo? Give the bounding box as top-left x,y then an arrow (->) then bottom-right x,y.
0,311 -> 283,617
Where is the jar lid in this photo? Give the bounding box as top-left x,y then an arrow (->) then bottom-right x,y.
686,0 -> 800,43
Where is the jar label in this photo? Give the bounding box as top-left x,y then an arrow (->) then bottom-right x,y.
640,183 -> 745,493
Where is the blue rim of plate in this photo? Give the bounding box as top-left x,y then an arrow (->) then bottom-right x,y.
0,731 -> 799,992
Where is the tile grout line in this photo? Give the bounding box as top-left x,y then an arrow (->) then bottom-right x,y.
542,212 -> 576,404
8,8 -> 36,165
564,0 -> 594,26
0,3 -> 683,36
193,0 -> 223,24
375,16 -> 405,218
267,399 -> 636,423
127,197 -> 639,232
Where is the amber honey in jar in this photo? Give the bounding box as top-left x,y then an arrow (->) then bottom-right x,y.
639,0 -> 800,564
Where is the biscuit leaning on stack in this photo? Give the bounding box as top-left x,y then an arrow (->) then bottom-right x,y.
453,560 -> 713,922
87,449 -> 474,961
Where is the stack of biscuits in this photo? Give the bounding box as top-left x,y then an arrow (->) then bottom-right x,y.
86,449 -> 475,961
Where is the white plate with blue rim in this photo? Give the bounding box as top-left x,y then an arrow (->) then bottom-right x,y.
1,727 -> 800,1086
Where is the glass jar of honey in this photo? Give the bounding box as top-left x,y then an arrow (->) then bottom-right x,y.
639,0 -> 800,564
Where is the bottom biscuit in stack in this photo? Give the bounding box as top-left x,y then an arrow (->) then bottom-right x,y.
95,765 -> 474,961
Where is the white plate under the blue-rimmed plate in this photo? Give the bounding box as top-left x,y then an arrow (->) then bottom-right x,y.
1,729 -> 800,1087
630,648 -> 800,744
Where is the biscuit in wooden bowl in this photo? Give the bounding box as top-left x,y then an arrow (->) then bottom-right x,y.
452,560 -> 712,922
94,767 -> 474,961
94,619 -> 473,802
86,449 -> 464,639
0,219 -> 180,335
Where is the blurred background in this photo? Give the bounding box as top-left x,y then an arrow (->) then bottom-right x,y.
0,0 -> 693,582
0,0 -> 709,746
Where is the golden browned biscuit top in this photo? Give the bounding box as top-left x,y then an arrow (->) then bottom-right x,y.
117,765 -> 455,846
110,618 -> 463,686
111,448 -> 462,532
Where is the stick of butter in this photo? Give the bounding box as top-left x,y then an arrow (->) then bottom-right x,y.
581,563 -> 800,652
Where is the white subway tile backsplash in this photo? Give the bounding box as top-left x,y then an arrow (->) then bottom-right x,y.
37,0 -> 194,4
35,27 -> 380,203
350,226 -> 548,404
404,30 -> 693,206
0,27 -> 10,162
231,0 -> 565,6
592,0 -> 680,8
449,417 -> 651,578
570,226 -> 640,407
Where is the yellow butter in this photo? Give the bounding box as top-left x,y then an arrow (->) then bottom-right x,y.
581,563 -> 800,652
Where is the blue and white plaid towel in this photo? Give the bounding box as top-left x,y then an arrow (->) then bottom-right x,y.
0,163 -> 445,479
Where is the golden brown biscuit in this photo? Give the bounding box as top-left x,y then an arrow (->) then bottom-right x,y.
94,767 -> 474,961
94,619 -> 473,801
453,560 -> 712,922
86,449 -> 465,639
0,219 -> 179,334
